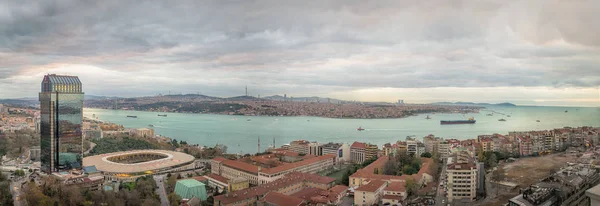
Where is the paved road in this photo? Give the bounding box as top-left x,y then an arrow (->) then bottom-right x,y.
84,142 -> 97,155
436,159 -> 448,206
154,174 -> 169,206
11,178 -> 25,206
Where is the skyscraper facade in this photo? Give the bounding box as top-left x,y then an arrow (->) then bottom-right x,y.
39,74 -> 84,173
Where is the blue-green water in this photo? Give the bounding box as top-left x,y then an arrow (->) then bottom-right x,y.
83,106 -> 600,154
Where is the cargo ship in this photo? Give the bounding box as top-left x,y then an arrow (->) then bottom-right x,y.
440,117 -> 476,125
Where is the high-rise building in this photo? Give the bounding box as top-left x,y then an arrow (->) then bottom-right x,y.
39,74 -> 84,173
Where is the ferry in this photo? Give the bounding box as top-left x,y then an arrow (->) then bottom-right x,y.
425,115 -> 431,119
357,127 -> 365,131
536,120 -> 541,122
148,124 -> 154,127
498,119 -> 506,122
158,114 -> 167,117
440,117 -> 476,125
126,115 -> 137,118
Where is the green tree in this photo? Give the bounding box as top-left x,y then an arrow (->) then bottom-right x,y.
168,192 -> 182,206
420,152 -> 432,158
14,169 -> 25,177
405,178 -> 419,197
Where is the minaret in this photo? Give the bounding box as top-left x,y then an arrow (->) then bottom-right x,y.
245,86 -> 248,96
258,136 -> 261,153
273,137 -> 275,148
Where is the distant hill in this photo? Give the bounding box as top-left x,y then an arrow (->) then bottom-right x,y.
263,95 -> 347,103
431,102 -> 516,106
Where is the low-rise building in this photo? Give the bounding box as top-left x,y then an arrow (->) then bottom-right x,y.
351,142 -> 367,164
290,140 -> 310,155
129,128 -> 154,138
383,181 -> 407,205
354,180 -> 387,206
309,142 -> 323,156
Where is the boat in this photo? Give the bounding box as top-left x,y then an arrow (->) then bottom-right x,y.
148,124 -> 154,127
507,115 -> 511,117
425,115 -> 431,119
486,113 -> 493,116
440,117 -> 476,125
247,118 -> 251,121
357,127 -> 365,131
158,114 -> 167,117
564,110 -> 568,113
498,119 -> 506,121
126,115 -> 137,118
536,120 -> 541,122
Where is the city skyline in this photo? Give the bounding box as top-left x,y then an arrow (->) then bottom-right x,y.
1,1 -> 599,107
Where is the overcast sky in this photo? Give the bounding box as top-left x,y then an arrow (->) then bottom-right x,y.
1,0 -> 599,106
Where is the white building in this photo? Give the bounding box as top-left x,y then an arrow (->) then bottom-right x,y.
447,151 -> 478,203
308,142 -> 323,156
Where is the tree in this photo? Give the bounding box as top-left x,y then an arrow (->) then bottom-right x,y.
167,175 -> 177,192
405,178 -> 419,197
383,159 -> 399,175
168,192 -> 182,206
14,169 -> 25,177
420,152 -> 432,158
341,170 -> 351,186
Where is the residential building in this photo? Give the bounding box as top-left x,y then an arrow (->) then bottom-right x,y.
423,135 -> 438,154
308,142 -> 323,156
351,142 -> 367,164
417,143 -> 426,157
290,140 -> 310,155
354,180 -> 387,206
322,142 -> 344,164
516,136 -> 533,156
447,151 -> 478,203
365,143 -> 379,160
382,143 -> 394,156
407,140 -> 418,156
587,184 -> 600,206
213,172 -> 336,206
438,141 -> 450,160
508,164 -> 600,206
39,74 -> 84,173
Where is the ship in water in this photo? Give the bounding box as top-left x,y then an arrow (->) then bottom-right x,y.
357,127 -> 365,131
158,114 -> 167,117
498,119 -> 506,121
126,115 -> 137,118
425,115 -> 431,119
440,117 -> 476,125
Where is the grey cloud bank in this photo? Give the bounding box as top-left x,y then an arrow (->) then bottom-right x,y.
0,0 -> 599,106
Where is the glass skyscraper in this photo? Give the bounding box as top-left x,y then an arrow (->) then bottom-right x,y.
39,74 -> 84,173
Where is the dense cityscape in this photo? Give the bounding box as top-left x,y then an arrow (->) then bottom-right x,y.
0,74 -> 598,206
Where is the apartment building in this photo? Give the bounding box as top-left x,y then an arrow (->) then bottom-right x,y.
322,142 -> 350,164
365,143 -> 379,160
351,142 -> 367,164
308,142 -> 323,156
354,180 -> 387,206
290,140 -> 310,155
438,141 -> 450,160
407,140 -> 418,156
423,135 -> 438,154
447,151 -> 478,203
382,143 -> 394,156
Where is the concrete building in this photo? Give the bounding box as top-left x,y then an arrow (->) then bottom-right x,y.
308,142 -> 323,156
29,146 -> 41,161
438,141 -> 450,160
39,74 -> 84,173
351,142 -> 367,164
322,142 -> 346,164
423,135 -> 439,154
129,128 -> 154,138
383,181 -> 407,205
365,143 -> 379,160
417,143 -> 426,157
407,140 -> 418,156
354,180 -> 387,206
447,151 -> 478,203
382,143 -> 394,156
210,154 -> 336,185
290,140 -> 310,155
587,184 -> 600,206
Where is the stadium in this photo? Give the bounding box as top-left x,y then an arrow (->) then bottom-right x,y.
83,150 -> 196,181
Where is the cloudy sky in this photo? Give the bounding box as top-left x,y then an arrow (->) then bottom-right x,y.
1,0 -> 599,106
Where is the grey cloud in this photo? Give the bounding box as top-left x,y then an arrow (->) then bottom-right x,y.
0,0 -> 599,99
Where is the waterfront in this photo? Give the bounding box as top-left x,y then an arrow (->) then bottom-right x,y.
83,106 -> 600,154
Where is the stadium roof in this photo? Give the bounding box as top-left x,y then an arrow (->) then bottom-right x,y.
83,150 -> 195,174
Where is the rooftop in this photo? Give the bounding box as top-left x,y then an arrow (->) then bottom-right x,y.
177,179 -> 205,188
83,150 -> 195,174
351,141 -> 366,149
356,180 -> 387,192
261,192 -> 304,206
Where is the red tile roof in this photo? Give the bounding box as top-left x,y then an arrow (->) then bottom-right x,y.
385,182 -> 405,192
291,187 -> 325,201
214,172 -> 335,205
221,159 -> 259,174
205,174 -> 229,184
356,180 -> 387,193
329,185 -> 349,195
351,141 -> 367,149
260,154 -> 335,174
191,176 -> 207,182
261,192 -> 304,206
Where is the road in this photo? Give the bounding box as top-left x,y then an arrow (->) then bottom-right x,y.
154,174 -> 169,206
84,142 -> 97,155
436,159 -> 448,206
11,178 -> 25,206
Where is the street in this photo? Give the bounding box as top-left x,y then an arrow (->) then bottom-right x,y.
435,159 -> 448,206
154,174 -> 169,206
10,177 -> 25,206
